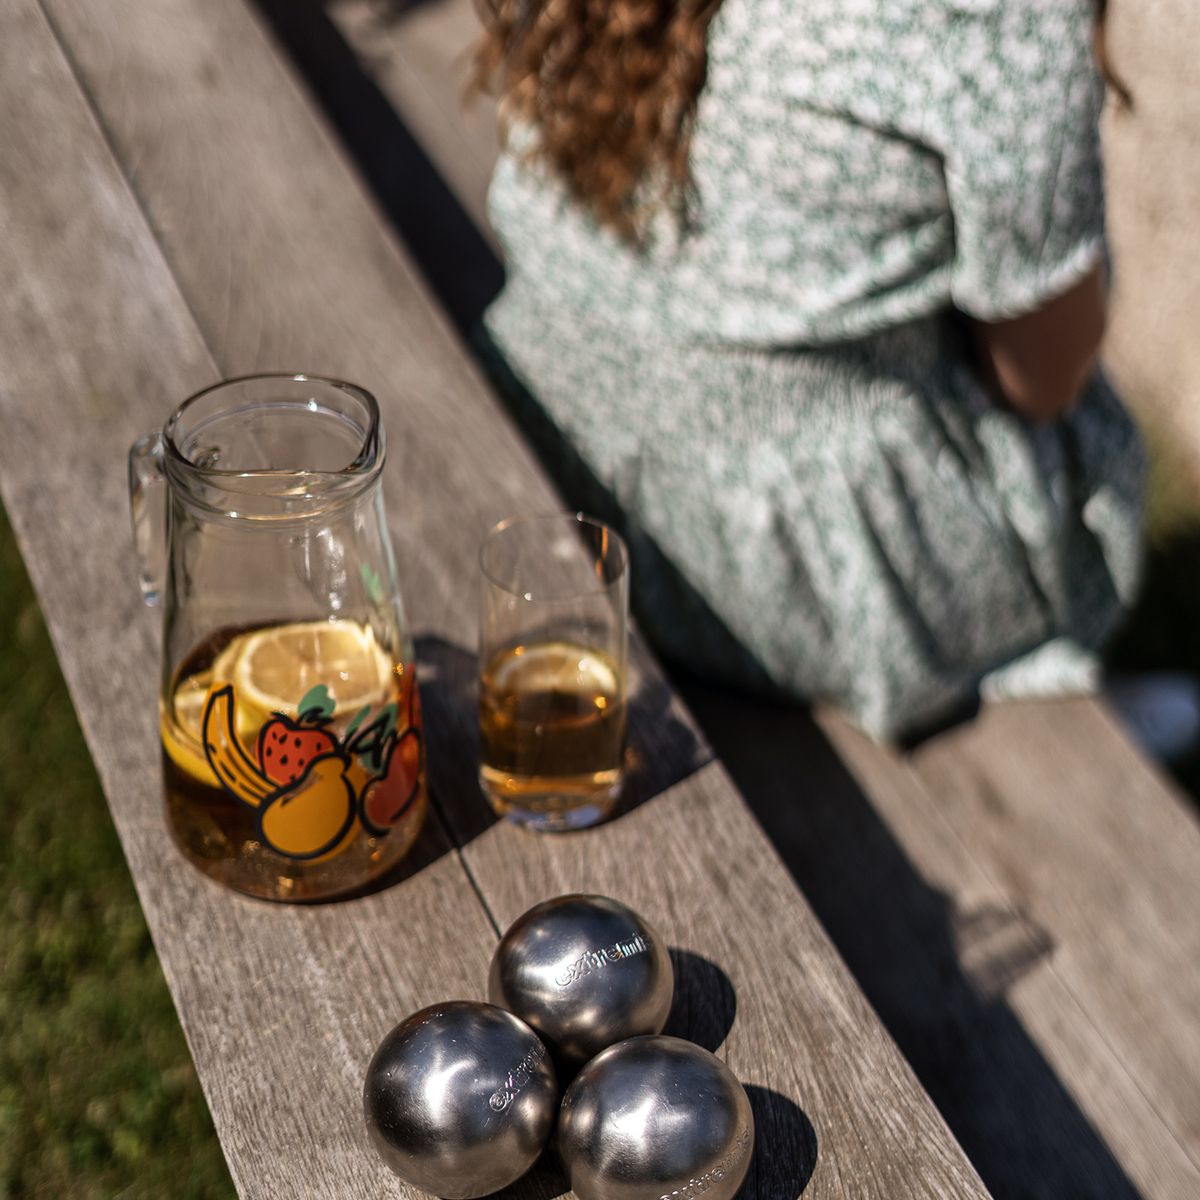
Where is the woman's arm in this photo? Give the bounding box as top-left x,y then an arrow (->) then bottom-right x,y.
970,262 -> 1108,424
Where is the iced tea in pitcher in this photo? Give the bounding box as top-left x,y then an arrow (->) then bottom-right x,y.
130,376 -> 426,900
161,619 -> 424,900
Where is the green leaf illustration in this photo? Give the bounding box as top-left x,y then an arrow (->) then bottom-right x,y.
343,704 -> 371,741
361,563 -> 385,605
297,684 -> 336,721
349,703 -> 400,774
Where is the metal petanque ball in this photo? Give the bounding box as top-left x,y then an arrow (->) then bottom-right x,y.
488,894 -> 674,1067
558,1035 -> 755,1200
363,1000 -> 557,1199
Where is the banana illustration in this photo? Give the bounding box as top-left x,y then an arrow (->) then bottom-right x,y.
202,685 -> 274,806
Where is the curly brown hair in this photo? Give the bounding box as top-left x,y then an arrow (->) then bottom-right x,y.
472,0 -> 722,242
473,0 -> 1127,243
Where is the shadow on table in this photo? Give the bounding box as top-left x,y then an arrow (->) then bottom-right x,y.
484,979 -> 810,1200
741,1086 -> 818,1200
491,1154 -> 571,1200
370,0 -> 441,20
664,949 -> 737,1055
414,634 -> 711,850
246,6 -> 1142,1195
678,675 -> 1142,1200
663,952 -> 820,1199
250,0 -> 502,335
492,1086 -> 816,1200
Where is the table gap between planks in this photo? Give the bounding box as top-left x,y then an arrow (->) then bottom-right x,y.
0,1 -> 990,1198
315,2 -> 1200,1197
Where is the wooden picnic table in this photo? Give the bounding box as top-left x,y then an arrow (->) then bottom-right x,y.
6,0 -> 1200,1197
0,1 -> 996,1197
318,3 -> 1200,1195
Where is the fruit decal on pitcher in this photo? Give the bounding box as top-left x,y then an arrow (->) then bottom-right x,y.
201,675 -> 423,862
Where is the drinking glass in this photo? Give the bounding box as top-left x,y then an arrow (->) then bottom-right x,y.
128,375 -> 426,901
478,514 -> 629,831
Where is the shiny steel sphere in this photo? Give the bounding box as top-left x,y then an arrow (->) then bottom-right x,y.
558,1036 -> 755,1200
363,1001 -> 557,1198
488,894 -> 674,1067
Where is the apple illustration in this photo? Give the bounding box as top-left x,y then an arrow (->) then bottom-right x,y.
361,729 -> 422,834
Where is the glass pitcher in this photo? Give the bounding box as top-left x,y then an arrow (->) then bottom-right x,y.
129,375 -> 426,901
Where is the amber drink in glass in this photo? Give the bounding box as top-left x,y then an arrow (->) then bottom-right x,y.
479,514 -> 628,831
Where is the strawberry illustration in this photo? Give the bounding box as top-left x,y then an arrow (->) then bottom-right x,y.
361,728 -> 422,833
257,713 -> 338,787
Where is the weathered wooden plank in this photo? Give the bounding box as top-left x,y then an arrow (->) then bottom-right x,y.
323,5 -> 1200,1194
0,5 -> 512,1198
455,761 -> 991,1200
38,0 -> 706,807
327,0 -> 498,243
677,682 -> 1199,1199
327,0 -> 496,242
907,701 -> 1200,1170
681,668 -> 1200,1198
816,706 -> 1199,1199
681,682 -> 1200,1198
247,0 -> 504,334
33,0 -> 993,1194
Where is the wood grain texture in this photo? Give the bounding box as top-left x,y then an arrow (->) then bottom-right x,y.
681,682 -> 1200,1199
323,5 -> 1200,1195
455,763 -> 991,1200
328,0 -> 496,239
821,708 -> 1199,1199
40,0 -> 571,629
328,0 -> 498,243
0,5 -> 511,1198
39,0 -> 708,806
907,701 -> 1200,1170
8,0 -> 994,1195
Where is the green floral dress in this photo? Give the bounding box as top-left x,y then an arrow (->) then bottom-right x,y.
483,0 -> 1145,738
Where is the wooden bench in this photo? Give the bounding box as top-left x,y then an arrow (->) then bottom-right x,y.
306,2 -> 1200,1196
0,1 -> 996,1197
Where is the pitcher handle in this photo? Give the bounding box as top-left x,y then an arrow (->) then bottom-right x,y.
128,431 -> 167,606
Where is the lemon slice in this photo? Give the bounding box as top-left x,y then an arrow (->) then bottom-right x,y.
489,641 -> 620,699
160,669 -> 219,785
232,619 -> 394,718
161,621 -> 393,788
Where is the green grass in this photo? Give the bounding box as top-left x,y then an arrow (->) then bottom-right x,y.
0,503 -> 235,1199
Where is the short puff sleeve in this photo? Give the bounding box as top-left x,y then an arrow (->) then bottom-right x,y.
929,0 -> 1108,320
